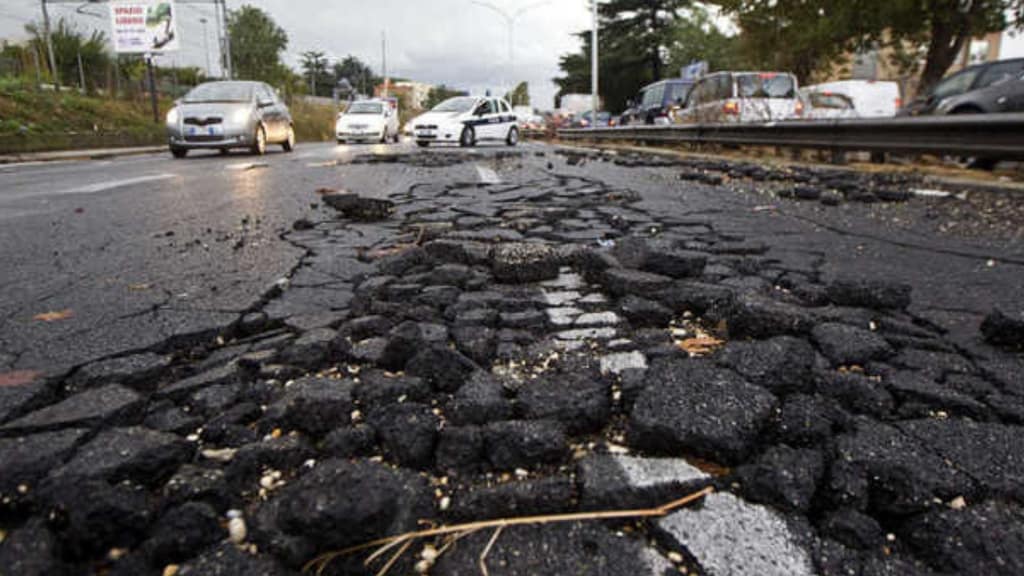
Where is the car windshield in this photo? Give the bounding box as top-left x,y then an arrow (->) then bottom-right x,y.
348,102 -> 384,114
736,73 -> 796,99
183,83 -> 253,103
433,97 -> 477,113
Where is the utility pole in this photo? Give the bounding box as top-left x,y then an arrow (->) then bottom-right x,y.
591,0 -> 599,129
199,17 -> 211,77
40,0 -> 59,88
146,55 -> 159,123
381,30 -> 388,98
77,50 -> 85,91
219,0 -> 233,79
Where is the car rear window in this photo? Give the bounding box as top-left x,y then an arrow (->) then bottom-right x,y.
808,92 -> 854,109
736,74 -> 796,99
666,82 -> 692,104
348,102 -> 384,114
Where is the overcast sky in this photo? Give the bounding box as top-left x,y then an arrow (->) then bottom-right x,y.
0,0 -> 594,108
3,2 -> 1023,108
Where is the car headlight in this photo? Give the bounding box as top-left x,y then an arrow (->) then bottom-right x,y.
233,108 -> 253,124
166,107 -> 179,125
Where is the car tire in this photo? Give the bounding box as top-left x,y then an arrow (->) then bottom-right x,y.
251,125 -> 267,156
282,125 -> 295,152
459,126 -> 475,148
506,126 -> 519,147
416,140 -> 430,148
170,146 -> 187,159
218,148 -> 230,156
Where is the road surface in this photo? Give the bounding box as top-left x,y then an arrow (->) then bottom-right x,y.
1,138 -> 1023,576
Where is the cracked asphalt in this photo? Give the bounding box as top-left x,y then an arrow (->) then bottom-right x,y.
2,139 -> 1019,377
2,137 -> 1024,576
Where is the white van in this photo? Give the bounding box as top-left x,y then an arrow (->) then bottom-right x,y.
679,72 -> 803,124
803,80 -> 901,118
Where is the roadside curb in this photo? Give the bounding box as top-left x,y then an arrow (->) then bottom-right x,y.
552,140 -> 1024,196
0,145 -> 167,165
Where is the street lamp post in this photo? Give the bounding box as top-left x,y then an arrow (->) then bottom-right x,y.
470,0 -> 550,101
591,0 -> 598,129
199,17 -> 211,77
39,0 -> 59,88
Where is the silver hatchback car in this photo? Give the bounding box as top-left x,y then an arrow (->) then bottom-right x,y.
166,81 -> 295,158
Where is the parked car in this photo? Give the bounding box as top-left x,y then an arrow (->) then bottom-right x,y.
900,58 -> 1024,116
410,96 -> 519,147
678,72 -> 803,124
620,79 -> 694,125
335,99 -> 400,144
803,80 -> 901,118
571,110 -> 613,128
799,89 -> 859,120
166,81 -> 294,158
905,58 -> 1024,117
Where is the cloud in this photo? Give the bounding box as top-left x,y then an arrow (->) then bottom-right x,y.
0,0 -> 593,108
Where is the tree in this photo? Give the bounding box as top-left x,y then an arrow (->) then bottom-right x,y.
504,81 -> 530,107
665,5 -> 746,74
300,50 -> 330,97
713,0 -> 1023,94
332,55 -> 380,97
600,0 -> 693,81
227,5 -> 289,86
424,84 -> 468,109
713,0 -> 873,83
554,0 -> 692,112
879,0 -> 1023,94
25,18 -> 111,92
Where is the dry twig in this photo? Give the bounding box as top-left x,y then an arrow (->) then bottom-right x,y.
304,486 -> 714,575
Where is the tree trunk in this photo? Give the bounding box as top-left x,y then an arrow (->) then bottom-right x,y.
916,1 -> 981,95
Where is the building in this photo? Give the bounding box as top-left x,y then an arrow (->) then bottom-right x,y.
375,80 -> 434,109
821,30 -> 1009,101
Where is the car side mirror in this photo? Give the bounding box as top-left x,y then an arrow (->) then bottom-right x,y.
258,99 -> 274,108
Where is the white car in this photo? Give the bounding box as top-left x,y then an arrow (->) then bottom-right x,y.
411,96 -> 519,148
679,72 -> 803,124
798,89 -> 860,120
803,80 -> 902,118
336,100 -> 400,144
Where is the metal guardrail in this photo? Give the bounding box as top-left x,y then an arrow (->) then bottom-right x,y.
558,113 -> 1024,159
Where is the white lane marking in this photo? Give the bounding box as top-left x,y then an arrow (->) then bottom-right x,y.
912,188 -> 968,200
58,173 -> 177,195
476,165 -> 501,184
225,162 -> 269,171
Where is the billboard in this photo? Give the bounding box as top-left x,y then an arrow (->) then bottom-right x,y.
110,1 -> 179,53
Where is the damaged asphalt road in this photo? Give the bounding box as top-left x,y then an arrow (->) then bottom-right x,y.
1,140 -> 1023,576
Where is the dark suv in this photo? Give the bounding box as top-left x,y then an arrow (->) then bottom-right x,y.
620,79 -> 694,125
899,58 -> 1024,116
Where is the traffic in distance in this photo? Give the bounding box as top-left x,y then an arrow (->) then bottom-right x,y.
163,57 -> 1024,159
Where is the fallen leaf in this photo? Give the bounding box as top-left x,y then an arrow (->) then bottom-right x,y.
33,309 -> 74,322
315,187 -> 339,195
128,283 -> 152,292
74,207 -> 84,214
0,370 -> 42,387
677,336 -> 725,357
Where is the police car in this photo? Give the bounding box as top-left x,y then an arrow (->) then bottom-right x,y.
411,96 -> 519,147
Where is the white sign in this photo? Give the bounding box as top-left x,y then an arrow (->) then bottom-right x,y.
110,1 -> 179,53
